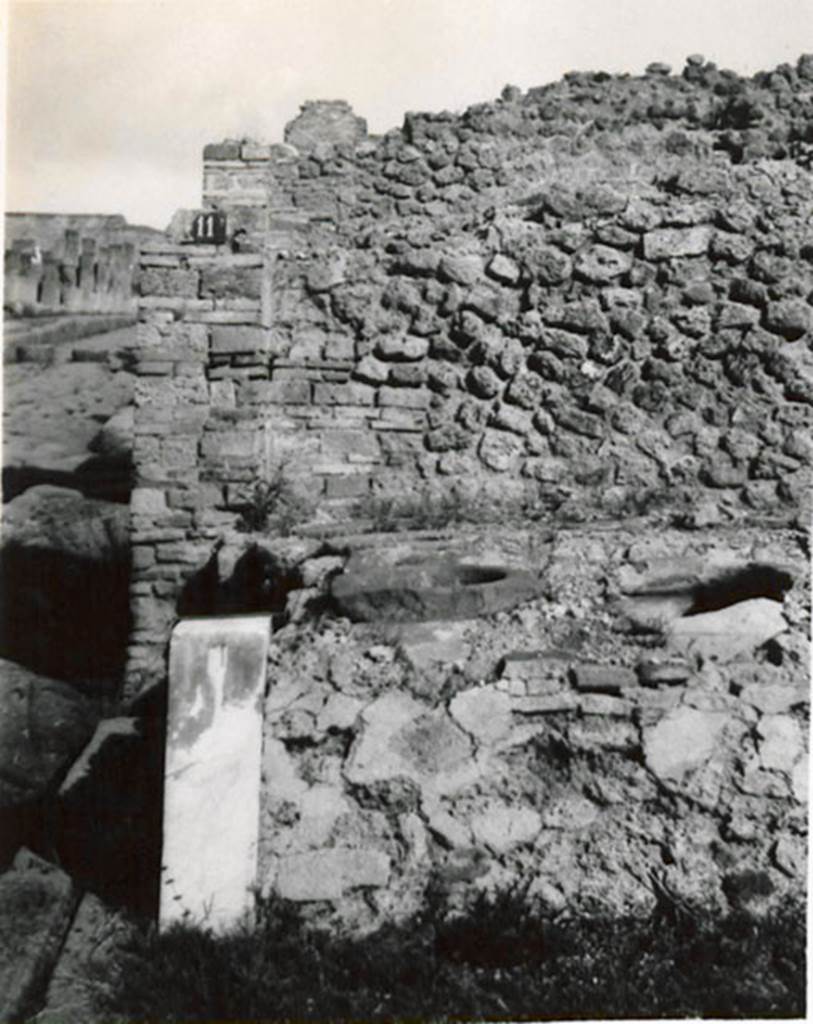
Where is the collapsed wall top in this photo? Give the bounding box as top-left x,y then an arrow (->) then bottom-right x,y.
283,100 -> 368,155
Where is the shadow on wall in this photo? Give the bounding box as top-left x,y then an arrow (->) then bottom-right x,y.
0,683 -> 167,919
55,681 -> 167,918
2,453 -> 134,505
0,542 -> 131,690
178,542 -> 303,618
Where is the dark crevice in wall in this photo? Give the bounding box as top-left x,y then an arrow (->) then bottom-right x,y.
686,564 -> 793,615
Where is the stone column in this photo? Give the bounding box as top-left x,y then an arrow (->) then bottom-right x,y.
40,256 -> 62,311
79,238 -> 96,308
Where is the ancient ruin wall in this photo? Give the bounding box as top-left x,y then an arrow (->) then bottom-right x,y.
127,63 -> 813,699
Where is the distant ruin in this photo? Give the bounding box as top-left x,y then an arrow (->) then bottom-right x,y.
3,213 -> 159,316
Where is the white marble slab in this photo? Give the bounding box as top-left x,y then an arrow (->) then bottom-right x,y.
160,615 -> 270,931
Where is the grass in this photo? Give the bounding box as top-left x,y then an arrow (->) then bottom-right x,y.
236,463 -> 316,535
98,888 -> 805,1022
351,484 -> 559,534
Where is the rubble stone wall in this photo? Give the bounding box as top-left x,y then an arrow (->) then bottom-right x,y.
127,57 -> 813,698
255,525 -> 808,932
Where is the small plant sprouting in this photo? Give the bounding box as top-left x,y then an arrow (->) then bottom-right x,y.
236,462 -> 315,536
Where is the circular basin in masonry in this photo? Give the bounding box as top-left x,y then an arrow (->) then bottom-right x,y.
330,552 -> 541,622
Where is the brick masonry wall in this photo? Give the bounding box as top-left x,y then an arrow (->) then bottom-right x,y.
125,231 -> 429,698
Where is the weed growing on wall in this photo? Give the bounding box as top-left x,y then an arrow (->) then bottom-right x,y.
236,462 -> 316,536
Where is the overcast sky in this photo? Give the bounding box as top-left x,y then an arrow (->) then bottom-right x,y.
5,0 -> 813,229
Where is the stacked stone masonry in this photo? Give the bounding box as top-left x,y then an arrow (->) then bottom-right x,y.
128,59 -> 813,697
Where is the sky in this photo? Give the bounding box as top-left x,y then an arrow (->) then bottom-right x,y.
4,0 -> 813,230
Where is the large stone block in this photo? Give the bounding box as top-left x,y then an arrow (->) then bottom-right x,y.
161,616 -> 271,930
667,598 -> 787,662
377,386 -> 431,409
313,382 -> 375,406
284,100 -> 367,154
0,850 -> 79,1023
138,268 -> 199,298
210,325 -> 269,355
276,849 -> 390,902
201,266 -> 263,301
642,226 -> 713,260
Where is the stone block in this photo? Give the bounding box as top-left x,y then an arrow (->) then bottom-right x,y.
571,663 -> 636,694
210,325 -> 269,355
578,694 -> 633,717
203,141 -> 242,160
470,805 -> 542,852
138,268 -> 199,298
276,849 -> 390,902
321,429 -> 380,461
0,850 -> 78,1023
130,487 -> 168,515
667,598 -> 787,662
643,707 -> 730,784
377,386 -> 430,409
161,616 -> 271,930
449,684 -> 513,745
201,265 -> 263,300
511,693 -> 578,714
642,226 -> 713,260
375,335 -> 430,361
325,474 -> 371,498
264,379 -> 312,404
313,382 -> 375,406
200,431 -> 259,458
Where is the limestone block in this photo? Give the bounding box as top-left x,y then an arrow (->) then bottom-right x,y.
375,335 -> 430,361
578,694 -> 633,717
438,254 -> 483,286
642,226 -> 713,260
449,684 -> 513,746
470,805 -> 542,852
757,714 -> 804,774
487,253 -> 521,285
130,487 -> 168,516
572,663 -> 637,694
479,430 -> 524,472
540,796 -> 599,830
265,379 -> 312,404
324,474 -> 371,498
160,616 -> 270,930
203,141 -> 242,160
313,382 -> 375,406
643,707 -> 730,784
397,620 -> 474,672
376,385 -> 431,409
210,325 -> 268,355
667,598 -> 787,661
138,268 -> 199,298
344,693 -> 472,786
511,693 -> 579,714
352,353 -> 389,385
284,100 -> 367,155
573,245 -> 633,283
317,693 -> 365,732
321,429 -> 380,462
276,848 -> 390,902
0,850 -> 78,1023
